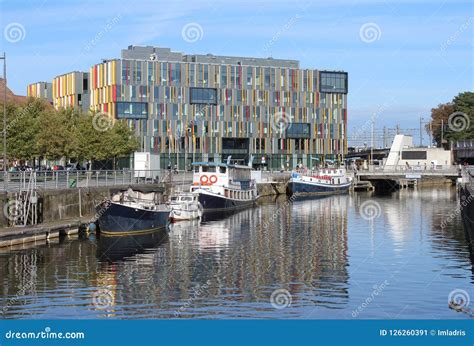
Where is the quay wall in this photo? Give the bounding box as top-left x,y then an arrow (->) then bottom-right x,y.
0,182 -> 287,229
460,184 -> 474,236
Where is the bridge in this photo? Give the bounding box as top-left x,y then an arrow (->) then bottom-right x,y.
355,165 -> 460,191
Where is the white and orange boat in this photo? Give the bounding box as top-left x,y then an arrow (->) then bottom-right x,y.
189,161 -> 259,212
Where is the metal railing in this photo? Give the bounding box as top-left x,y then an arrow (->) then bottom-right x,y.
358,165 -> 459,174
0,170 -> 194,192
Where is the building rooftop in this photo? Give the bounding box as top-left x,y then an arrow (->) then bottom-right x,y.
121,45 -> 300,68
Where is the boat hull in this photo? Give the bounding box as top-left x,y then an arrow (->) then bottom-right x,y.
287,180 -> 351,196
197,191 -> 256,212
96,201 -> 169,236
169,208 -> 202,222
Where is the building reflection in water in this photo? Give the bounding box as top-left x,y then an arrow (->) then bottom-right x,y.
75,195 -> 350,318
1,187 -> 472,319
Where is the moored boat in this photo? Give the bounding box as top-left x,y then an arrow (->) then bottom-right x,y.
95,186 -> 170,236
190,161 -> 259,211
287,168 -> 353,196
168,192 -> 203,222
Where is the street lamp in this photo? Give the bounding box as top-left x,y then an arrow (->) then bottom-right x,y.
0,53 -> 6,173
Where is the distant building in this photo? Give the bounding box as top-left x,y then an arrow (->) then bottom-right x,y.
27,46 -> 348,170
384,135 -> 452,168
51,71 -> 89,111
27,82 -> 52,102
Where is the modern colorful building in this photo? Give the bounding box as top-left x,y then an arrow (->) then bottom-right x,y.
51,71 -> 90,111
27,82 -> 52,102
28,46 -> 348,170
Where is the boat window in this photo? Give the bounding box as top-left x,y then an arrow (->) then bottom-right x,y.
202,166 -> 210,172
194,166 -> 200,173
182,197 -> 192,201
338,179 -> 340,184
170,197 -> 178,201
219,166 -> 226,174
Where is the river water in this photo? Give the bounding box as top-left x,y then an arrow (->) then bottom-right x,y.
0,187 -> 472,319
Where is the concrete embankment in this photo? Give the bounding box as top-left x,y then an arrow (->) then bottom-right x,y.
459,183 -> 474,236
1,185 -> 165,226
0,219 -> 85,248
257,182 -> 287,196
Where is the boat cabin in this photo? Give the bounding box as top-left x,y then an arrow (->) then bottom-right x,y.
190,162 -> 256,200
169,193 -> 199,204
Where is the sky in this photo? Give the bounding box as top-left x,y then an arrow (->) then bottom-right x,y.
1,0 -> 473,144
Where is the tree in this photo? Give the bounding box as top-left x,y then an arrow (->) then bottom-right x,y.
426,102 -> 454,147
5,98 -> 49,163
428,92 -> 473,147
105,120 -> 140,169
36,108 -> 76,161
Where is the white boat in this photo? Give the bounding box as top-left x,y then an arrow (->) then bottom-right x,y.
168,192 -> 203,222
189,161 -> 259,212
288,167 -> 353,196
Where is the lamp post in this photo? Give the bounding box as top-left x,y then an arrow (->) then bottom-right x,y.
0,53 -> 6,172
419,116 -> 424,147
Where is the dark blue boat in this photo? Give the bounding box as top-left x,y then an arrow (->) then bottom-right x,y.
197,189 -> 256,211
95,187 -> 170,236
287,169 -> 353,196
189,161 -> 259,212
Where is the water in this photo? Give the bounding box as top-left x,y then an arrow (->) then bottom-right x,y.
0,187 -> 472,319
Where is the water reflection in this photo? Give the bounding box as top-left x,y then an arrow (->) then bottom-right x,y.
97,230 -> 169,263
0,188 -> 472,319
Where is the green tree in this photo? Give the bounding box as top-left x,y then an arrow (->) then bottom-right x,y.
106,120 -> 140,169
426,102 -> 455,147
4,98 -> 49,164
428,92 -> 474,147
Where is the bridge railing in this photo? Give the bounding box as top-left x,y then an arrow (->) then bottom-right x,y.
359,165 -> 459,174
0,170 -> 194,192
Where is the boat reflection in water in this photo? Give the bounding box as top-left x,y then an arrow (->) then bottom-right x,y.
97,229 -> 169,263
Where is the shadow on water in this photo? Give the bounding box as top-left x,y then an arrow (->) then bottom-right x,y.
96,230 -> 169,263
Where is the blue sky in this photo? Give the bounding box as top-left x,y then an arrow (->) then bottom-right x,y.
1,0 -> 472,142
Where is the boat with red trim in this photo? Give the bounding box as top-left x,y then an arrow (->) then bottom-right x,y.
287,168 -> 353,196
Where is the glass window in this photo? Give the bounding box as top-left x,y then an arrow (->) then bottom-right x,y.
190,87 -> 217,105
116,102 -> 148,119
286,123 -> 310,139
246,68 -> 253,85
319,72 -> 347,93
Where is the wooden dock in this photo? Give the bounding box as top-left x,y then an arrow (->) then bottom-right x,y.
0,218 -> 87,248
